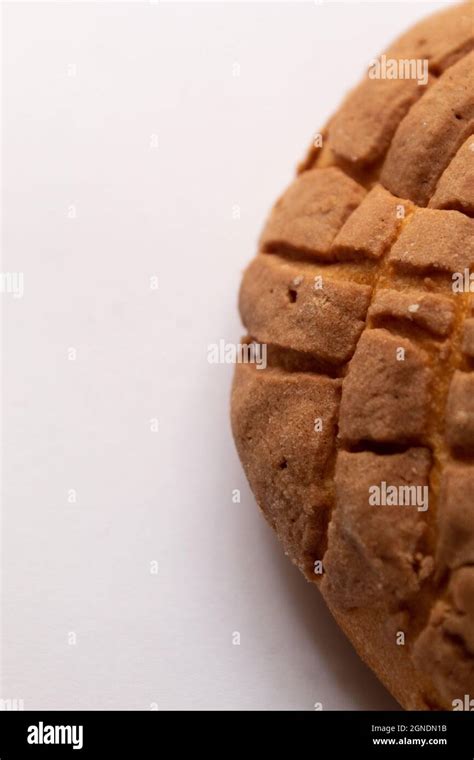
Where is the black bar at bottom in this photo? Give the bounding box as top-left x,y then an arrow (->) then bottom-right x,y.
0,710 -> 472,757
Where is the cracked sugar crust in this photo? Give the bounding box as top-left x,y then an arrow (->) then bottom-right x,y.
322,448 -> 434,611
231,2 -> 474,711
429,136 -> 474,215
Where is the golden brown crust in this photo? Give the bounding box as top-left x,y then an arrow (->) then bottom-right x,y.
338,329 -> 433,445
429,136 -> 474,215
368,289 -> 456,338
231,2 -> 474,710
239,256 -> 372,367
331,184 -> 412,261
381,52 -> 474,206
260,167 -> 366,258
231,363 -> 341,577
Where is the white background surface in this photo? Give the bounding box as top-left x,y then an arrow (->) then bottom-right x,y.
1,0 -> 449,711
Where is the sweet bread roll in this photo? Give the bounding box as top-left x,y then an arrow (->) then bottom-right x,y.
231,2 -> 474,710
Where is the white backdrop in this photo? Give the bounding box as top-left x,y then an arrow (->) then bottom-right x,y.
2,0 -> 448,711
